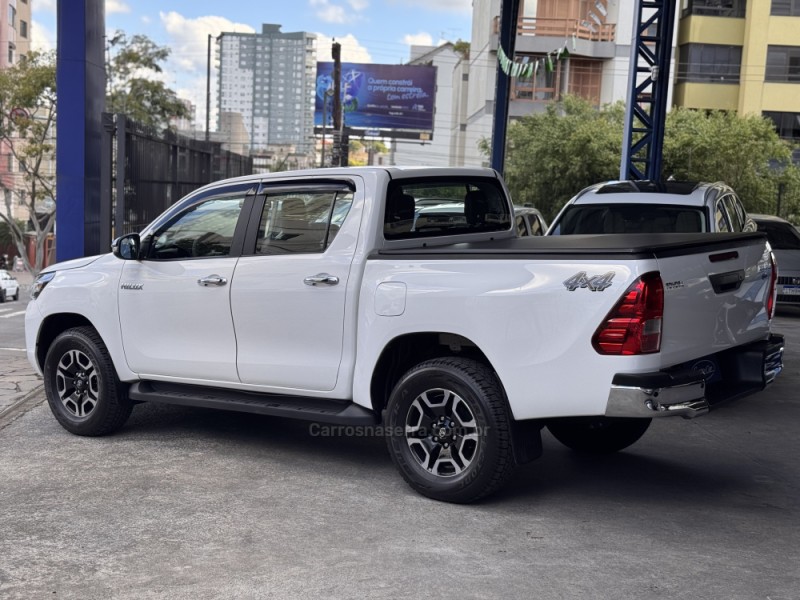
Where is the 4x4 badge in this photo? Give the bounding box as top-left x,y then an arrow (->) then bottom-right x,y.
563,271 -> 615,292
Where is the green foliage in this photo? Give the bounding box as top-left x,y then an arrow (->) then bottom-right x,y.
662,108 -> 794,216
496,96 -> 624,220
453,40 -> 470,59
106,32 -> 190,131
495,95 -> 799,222
0,50 -> 58,274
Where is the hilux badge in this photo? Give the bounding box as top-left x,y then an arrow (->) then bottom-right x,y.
563,271 -> 615,292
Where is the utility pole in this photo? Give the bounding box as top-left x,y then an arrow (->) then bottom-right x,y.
205,34 -> 212,142
332,41 -> 343,166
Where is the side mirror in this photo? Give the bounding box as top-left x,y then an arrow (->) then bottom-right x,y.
112,233 -> 141,260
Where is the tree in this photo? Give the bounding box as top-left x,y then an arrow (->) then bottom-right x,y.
0,51 -> 57,275
493,95 -> 800,223
106,32 -> 189,131
662,107 -> 796,216
487,95 -> 624,220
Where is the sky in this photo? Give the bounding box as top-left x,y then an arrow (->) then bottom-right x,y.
31,0 -> 473,129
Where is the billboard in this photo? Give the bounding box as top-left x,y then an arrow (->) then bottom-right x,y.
314,62 -> 436,140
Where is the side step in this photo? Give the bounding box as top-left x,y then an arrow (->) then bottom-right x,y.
129,381 -> 377,426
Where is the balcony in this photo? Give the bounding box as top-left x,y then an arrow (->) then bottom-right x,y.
494,16 -> 616,43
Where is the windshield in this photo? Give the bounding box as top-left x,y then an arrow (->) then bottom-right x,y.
551,204 -> 707,234
757,221 -> 800,250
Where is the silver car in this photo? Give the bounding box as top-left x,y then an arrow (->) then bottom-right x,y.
752,214 -> 800,307
0,269 -> 20,302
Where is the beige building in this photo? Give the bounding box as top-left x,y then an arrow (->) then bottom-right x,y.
674,0 -> 800,146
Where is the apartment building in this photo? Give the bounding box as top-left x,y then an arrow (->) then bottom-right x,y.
1,0 -> 34,223
674,0 -> 800,144
217,24 -> 317,163
459,0 -> 677,167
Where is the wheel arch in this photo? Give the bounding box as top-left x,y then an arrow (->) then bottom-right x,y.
369,331 -> 497,418
36,313 -> 97,372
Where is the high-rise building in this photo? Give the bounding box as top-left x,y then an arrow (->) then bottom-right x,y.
216,23 -> 317,162
1,0 -> 35,224
1,0 -> 31,68
458,0 -> 677,167
674,0 -> 800,147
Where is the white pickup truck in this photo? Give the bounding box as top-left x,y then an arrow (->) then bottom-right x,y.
25,167 -> 784,503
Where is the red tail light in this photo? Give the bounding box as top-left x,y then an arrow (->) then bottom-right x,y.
766,252 -> 778,319
593,272 -> 664,355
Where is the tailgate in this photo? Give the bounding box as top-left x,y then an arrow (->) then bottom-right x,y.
655,234 -> 773,368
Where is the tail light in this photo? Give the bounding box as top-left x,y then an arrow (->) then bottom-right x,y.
766,252 -> 778,319
593,272 -> 664,355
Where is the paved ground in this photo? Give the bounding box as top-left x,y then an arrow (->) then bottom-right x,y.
0,310 -> 798,599
0,269 -> 38,417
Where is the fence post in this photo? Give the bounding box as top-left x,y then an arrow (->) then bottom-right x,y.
115,114 -> 127,236
100,113 -> 114,245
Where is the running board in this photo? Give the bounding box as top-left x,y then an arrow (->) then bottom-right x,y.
129,381 -> 377,426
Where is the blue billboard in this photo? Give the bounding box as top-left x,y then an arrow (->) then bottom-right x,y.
315,62 -> 436,140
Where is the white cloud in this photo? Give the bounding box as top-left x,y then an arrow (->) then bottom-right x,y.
159,11 -> 255,72
403,32 -> 433,47
389,0 -> 470,11
32,0 -> 56,14
141,15 -> 152,25
106,0 -> 131,15
315,33 -> 372,63
348,0 -> 369,10
31,20 -> 56,52
311,0 -> 348,24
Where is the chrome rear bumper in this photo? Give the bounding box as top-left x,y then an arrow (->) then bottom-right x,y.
605,334 -> 784,420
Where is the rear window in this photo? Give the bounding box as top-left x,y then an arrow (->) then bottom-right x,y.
551,204 -> 707,235
757,222 -> 800,250
384,177 -> 511,240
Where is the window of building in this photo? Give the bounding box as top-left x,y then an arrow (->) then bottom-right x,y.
766,46 -> 800,82
764,111 -> 800,139
8,5 -> 15,28
20,20 -> 27,39
677,43 -> 742,83
681,0 -> 746,17
7,43 -> 14,65
772,0 -> 800,16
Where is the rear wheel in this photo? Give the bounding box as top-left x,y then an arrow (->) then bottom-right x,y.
43,326 -> 133,436
0,289 -> 5,303
385,357 -> 516,503
547,417 -> 651,454
12,288 -> 19,301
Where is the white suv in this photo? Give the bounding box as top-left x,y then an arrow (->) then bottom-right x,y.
0,269 -> 20,302
547,180 -> 756,235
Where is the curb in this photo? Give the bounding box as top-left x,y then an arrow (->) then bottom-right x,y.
0,384 -> 45,431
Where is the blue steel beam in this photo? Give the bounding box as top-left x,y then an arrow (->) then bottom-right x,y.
490,0 -> 521,175
56,0 -> 106,261
620,0 -> 677,181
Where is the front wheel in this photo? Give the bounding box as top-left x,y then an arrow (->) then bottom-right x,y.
43,326 -> 133,436
384,357 -> 516,503
547,417 -> 651,454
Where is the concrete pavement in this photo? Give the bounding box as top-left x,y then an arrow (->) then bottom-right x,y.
0,269 -> 43,427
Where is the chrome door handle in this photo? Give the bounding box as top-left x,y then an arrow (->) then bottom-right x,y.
197,274 -> 228,287
304,273 -> 339,286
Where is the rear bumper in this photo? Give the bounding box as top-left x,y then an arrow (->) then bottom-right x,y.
605,334 -> 784,419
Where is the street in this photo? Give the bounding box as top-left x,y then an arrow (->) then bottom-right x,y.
0,308 -> 798,599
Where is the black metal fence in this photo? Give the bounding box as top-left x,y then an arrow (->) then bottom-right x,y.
102,113 -> 253,238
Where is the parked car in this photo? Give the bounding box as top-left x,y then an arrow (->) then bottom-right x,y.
26,167 -> 783,503
414,202 -> 547,236
547,180 -> 756,235
751,214 -> 800,306
514,206 -> 548,237
0,269 -> 20,302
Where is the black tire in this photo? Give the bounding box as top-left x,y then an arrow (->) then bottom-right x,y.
0,289 -> 5,303
12,289 -> 19,301
384,357 -> 516,503
547,416 -> 651,454
43,326 -> 133,436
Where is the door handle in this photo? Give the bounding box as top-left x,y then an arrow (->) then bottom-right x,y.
304,273 -> 339,286
197,274 -> 228,287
